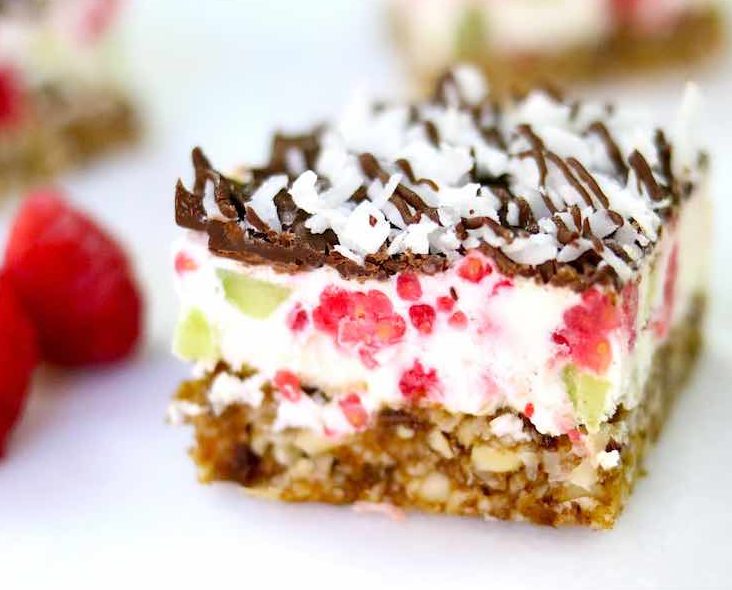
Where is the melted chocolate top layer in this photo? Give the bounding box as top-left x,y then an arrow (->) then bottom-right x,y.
175,70 -> 704,291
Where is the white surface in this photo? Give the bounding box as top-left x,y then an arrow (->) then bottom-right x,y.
1,2 -> 732,588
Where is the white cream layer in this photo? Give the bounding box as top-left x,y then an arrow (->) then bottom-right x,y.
173,187 -> 707,440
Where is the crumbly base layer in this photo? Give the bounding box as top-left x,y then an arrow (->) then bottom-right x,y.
0,86 -> 139,193
175,295 -> 705,528
402,9 -> 723,95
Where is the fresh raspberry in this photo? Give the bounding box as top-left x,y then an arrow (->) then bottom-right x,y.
286,303 -> 308,332
339,393 -> 368,429
399,360 -> 439,402
436,295 -> 455,313
409,304 -> 436,335
396,273 -> 422,301
448,310 -> 468,329
3,189 -> 143,366
523,403 -> 535,419
457,254 -> 491,283
0,275 -> 39,457
0,65 -> 25,129
174,251 -> 198,275
273,370 -> 301,402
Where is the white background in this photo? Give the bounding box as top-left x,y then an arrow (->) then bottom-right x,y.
1,1 -> 732,588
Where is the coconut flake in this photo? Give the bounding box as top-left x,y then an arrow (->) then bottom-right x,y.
249,175 -> 287,231
202,180 -> 228,222
290,170 -> 321,214
337,201 -> 390,255
205,65 -> 703,285
209,372 -> 265,414
502,234 -> 558,265
452,64 -> 489,106
388,216 -> 439,255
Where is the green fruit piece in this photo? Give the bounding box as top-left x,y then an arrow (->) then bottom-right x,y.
643,261 -> 660,321
173,308 -> 218,361
455,7 -> 487,60
563,365 -> 611,432
217,269 -> 291,319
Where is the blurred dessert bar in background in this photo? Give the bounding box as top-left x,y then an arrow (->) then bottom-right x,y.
0,0 -> 139,192
170,66 -> 710,528
389,0 -> 724,93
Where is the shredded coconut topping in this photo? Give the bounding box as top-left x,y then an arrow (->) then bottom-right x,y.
176,66 -> 705,289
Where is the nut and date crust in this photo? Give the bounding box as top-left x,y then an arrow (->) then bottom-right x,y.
175,295 -> 705,528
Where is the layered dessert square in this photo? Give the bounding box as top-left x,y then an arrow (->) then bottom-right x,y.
389,0 -> 724,93
171,66 -> 710,528
0,0 -> 139,192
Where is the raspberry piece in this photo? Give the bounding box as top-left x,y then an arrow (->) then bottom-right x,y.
409,304 -> 436,335
79,0 -> 120,42
358,348 -> 378,369
314,286 -> 405,366
551,331 -> 569,348
286,304 -> 308,332
621,280 -> 640,349
399,360 -> 439,402
573,334 -> 613,374
174,251 -> 198,275
436,295 -> 455,313
0,276 -> 39,457
555,289 -> 619,374
339,317 -> 372,346
339,393 -> 368,429
448,310 -> 468,329
373,315 -> 406,346
580,289 -> 620,331
312,286 -> 352,335
567,428 -> 581,443
524,403 -> 535,419
273,370 -> 301,402
396,273 -> 422,301
3,190 -> 143,366
491,279 -> 513,296
654,244 -> 679,338
458,254 -> 491,283
0,65 -> 25,129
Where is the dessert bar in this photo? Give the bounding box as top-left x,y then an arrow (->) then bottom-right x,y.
389,0 -> 723,93
0,0 -> 138,192
171,66 -> 710,528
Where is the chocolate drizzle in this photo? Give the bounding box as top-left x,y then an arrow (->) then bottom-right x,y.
629,150 -> 667,201
174,72 -> 703,291
587,121 -> 629,181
